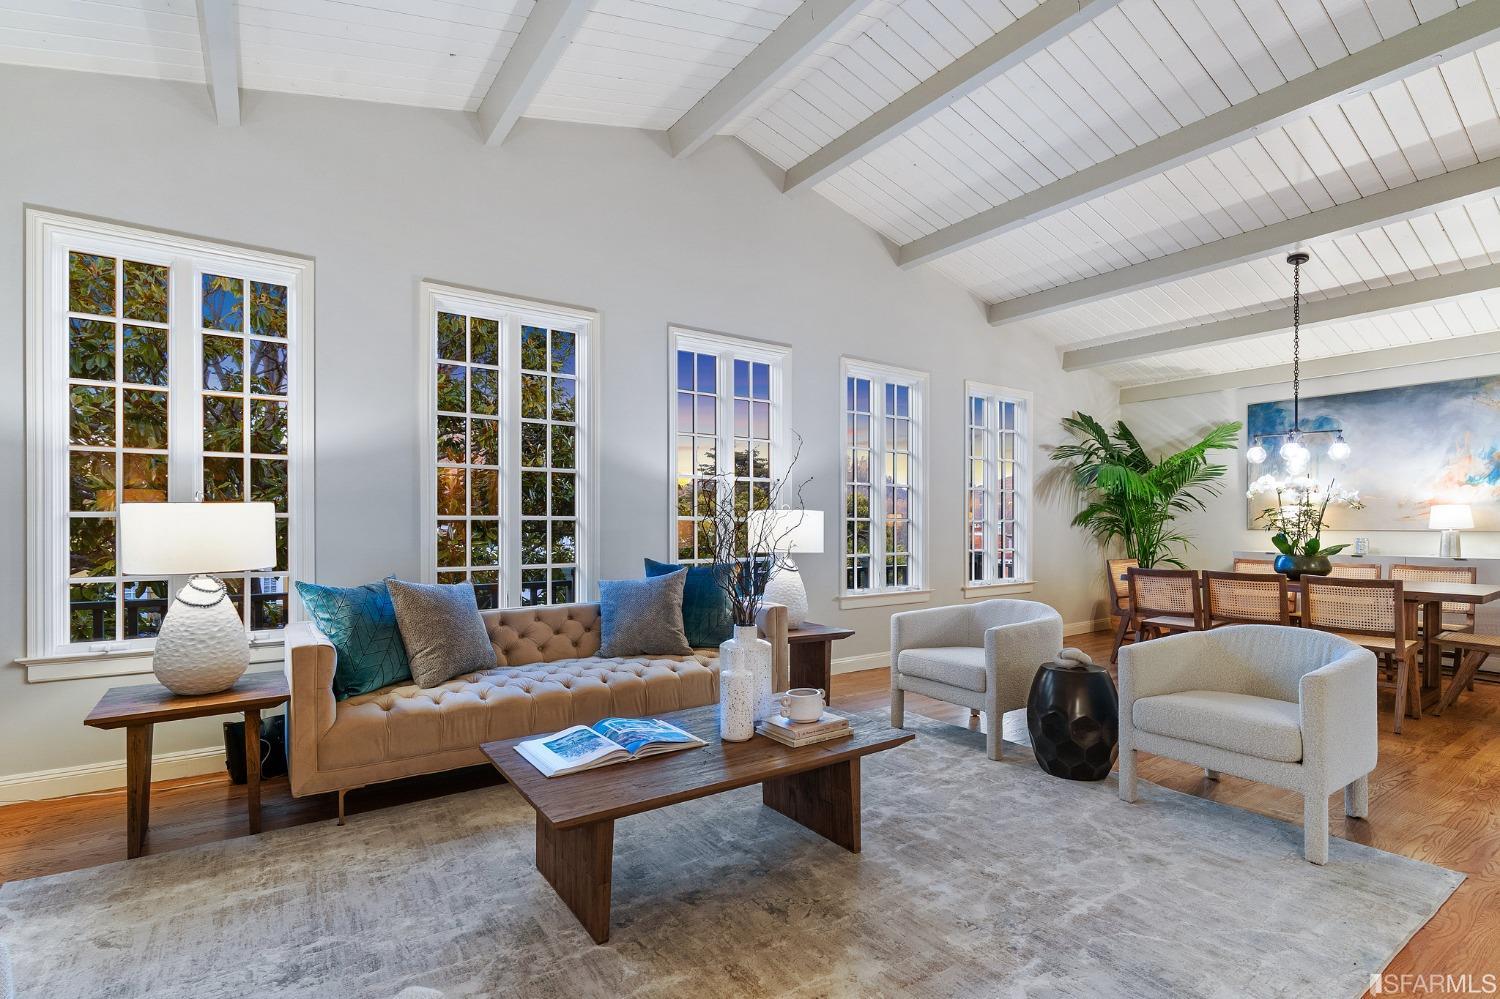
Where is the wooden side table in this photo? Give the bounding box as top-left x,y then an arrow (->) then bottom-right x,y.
787,623 -> 855,703
84,671 -> 290,859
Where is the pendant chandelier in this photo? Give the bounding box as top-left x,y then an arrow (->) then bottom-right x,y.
1245,251 -> 1351,470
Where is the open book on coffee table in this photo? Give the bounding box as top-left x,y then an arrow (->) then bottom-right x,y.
515,717 -> 706,778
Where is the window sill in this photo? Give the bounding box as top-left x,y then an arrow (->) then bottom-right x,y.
17,641 -> 285,684
838,589 -> 933,610
963,580 -> 1036,599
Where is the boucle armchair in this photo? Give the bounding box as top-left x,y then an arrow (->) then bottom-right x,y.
890,599 -> 1063,760
1117,625 -> 1378,865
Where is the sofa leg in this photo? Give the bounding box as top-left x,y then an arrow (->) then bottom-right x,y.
970,708 -> 980,721
1303,793 -> 1330,865
1204,769 -> 1220,781
1345,776 -> 1370,819
984,712 -> 1002,761
1118,748 -> 1138,803
337,788 -> 350,826
890,687 -> 905,729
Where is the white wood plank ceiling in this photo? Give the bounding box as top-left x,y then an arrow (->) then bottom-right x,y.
5,0 -> 1500,393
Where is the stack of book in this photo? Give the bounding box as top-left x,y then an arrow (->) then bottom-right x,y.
756,711 -> 852,748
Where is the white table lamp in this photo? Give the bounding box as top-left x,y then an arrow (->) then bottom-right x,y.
120,502 -> 277,694
748,509 -> 824,628
1429,504 -> 1473,558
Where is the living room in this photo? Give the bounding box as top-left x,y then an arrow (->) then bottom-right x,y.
1,1 -> 1498,996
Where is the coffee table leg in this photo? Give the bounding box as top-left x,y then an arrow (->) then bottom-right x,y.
536,814 -> 614,943
126,723 -> 153,859
762,757 -> 861,853
244,708 -> 262,835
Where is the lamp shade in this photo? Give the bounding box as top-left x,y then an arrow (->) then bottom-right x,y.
748,509 -> 824,554
120,502 -> 277,575
1429,504 -> 1474,531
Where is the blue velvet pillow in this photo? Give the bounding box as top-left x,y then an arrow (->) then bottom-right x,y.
294,580 -> 411,700
645,558 -> 754,648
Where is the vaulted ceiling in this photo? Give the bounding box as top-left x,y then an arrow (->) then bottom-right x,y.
6,0 -> 1500,394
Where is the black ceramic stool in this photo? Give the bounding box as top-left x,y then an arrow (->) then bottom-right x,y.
1026,649 -> 1119,781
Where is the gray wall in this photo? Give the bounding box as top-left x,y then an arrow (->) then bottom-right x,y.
0,65 -> 1117,787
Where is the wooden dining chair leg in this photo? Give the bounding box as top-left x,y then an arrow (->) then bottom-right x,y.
1436,649 -> 1490,715
1407,648 -> 1422,721
1110,613 -> 1131,663
1392,654 -> 1408,735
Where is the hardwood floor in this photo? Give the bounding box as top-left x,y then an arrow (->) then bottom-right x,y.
2,630 -> 1497,994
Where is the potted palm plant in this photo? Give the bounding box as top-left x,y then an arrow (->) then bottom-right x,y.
1051,414 -> 1239,567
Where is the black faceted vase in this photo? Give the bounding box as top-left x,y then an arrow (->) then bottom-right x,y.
1026,655 -> 1119,781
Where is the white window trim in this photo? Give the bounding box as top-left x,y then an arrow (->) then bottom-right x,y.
418,281 -> 600,604
23,209 -> 315,682
965,380 -> 1034,588
667,327 -> 792,562
839,356 -> 929,602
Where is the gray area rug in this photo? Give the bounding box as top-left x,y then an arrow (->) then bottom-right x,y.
0,715 -> 1462,998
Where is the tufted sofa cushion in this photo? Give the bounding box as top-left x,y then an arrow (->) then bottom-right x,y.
319,650 -> 718,769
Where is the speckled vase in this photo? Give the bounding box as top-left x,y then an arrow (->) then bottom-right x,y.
152,574 -> 249,695
717,644 -> 756,743
722,624 -> 774,723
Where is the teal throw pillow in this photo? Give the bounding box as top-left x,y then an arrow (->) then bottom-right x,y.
294,579 -> 411,700
645,557 -> 771,648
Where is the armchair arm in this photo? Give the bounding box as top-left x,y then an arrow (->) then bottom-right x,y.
283,620 -> 337,796
1116,631 -> 1208,705
983,611 -> 1064,709
1299,648 -> 1378,787
756,602 -> 790,692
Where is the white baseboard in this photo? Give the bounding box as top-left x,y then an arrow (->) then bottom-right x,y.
1065,618 -> 1111,637
832,651 -> 891,675
0,746 -> 227,804
832,619 -> 1110,679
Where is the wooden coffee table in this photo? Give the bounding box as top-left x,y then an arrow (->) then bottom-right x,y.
482,705 -> 913,943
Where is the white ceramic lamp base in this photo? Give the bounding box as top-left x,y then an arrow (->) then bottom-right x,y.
152,574 -> 249,695
763,561 -> 809,629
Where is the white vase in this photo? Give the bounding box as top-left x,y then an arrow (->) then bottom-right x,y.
152,574 -> 249,695
717,643 -> 756,743
721,623 -> 774,723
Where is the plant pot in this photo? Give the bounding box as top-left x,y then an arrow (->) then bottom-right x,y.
1273,553 -> 1332,580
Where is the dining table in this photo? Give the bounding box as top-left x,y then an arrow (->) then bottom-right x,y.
1117,571 -> 1500,717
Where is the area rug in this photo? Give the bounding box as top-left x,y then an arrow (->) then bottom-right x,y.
0,715 -> 1462,998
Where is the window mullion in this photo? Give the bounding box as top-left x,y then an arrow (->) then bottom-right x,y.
870,382 -> 888,591
987,399 -> 1000,584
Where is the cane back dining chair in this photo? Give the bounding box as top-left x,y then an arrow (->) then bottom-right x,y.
1204,570 -> 1291,627
1301,576 -> 1418,733
1328,561 -> 1383,579
1232,557 -> 1299,617
1126,568 -> 1203,643
1107,557 -> 1139,662
1392,563 -> 1481,704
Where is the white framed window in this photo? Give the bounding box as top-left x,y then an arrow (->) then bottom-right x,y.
841,358 -> 927,599
420,283 -> 598,607
966,382 -> 1032,589
24,209 -> 315,672
669,328 -> 789,563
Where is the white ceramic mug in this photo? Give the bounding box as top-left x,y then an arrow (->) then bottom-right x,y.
778,687 -> 826,723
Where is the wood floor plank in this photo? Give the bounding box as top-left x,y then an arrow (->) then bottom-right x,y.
1,629 -> 1495,993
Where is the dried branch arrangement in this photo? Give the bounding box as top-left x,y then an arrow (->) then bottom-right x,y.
697,432 -> 811,627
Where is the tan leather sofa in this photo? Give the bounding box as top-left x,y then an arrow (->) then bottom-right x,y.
283,601 -> 788,812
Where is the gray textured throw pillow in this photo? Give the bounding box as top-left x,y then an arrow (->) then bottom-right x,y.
385,579 -> 495,688
599,569 -> 694,658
